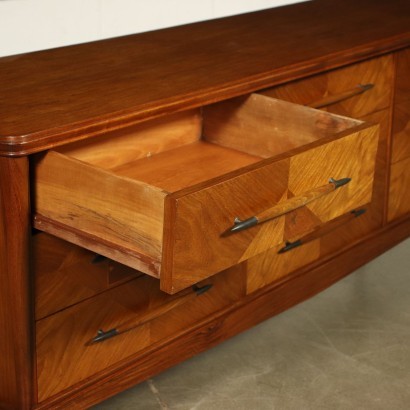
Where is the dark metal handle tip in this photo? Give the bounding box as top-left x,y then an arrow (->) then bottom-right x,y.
228,216 -> 258,235
278,240 -> 302,254
359,83 -> 375,91
351,208 -> 366,217
193,283 -> 213,295
91,328 -> 119,344
330,177 -> 351,189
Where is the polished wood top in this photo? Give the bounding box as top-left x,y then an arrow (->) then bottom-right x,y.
0,0 -> 409,156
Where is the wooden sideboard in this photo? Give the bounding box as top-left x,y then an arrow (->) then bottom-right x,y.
1,1 -> 409,408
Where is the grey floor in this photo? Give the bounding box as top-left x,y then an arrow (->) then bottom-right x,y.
94,238 -> 410,410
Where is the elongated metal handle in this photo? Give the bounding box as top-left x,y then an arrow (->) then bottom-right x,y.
87,283 -> 213,345
308,84 -> 374,109
224,177 -> 351,236
278,208 -> 366,253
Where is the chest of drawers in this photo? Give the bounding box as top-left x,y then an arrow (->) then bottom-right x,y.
1,1 -> 409,408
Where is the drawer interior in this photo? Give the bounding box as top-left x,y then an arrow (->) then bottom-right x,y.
33,93 -> 377,293
56,94 -> 362,193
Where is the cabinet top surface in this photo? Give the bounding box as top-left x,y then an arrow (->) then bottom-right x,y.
0,0 -> 409,156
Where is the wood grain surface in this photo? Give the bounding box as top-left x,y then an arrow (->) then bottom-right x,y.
0,157 -> 33,410
34,150 -> 166,277
0,0 -> 409,156
57,110 -> 202,170
259,57 -> 395,254
34,93 -> 378,293
260,54 -> 394,118
389,157 -> 410,220
113,141 -> 262,192
34,218 -> 410,410
246,240 -> 321,294
34,233 -> 140,320
391,102 -> 410,163
391,49 -> 410,164
203,94 -> 361,159
320,109 -> 392,255
0,3 -> 408,408
388,48 -> 410,221
36,266 -> 245,401
162,123 -> 379,293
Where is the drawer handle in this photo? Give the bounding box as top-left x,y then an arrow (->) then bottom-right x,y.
225,177 -> 351,235
86,283 -> 213,345
308,83 -> 374,109
278,208 -> 366,253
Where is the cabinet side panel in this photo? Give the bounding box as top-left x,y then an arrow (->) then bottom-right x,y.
0,157 -> 33,409
389,48 -> 410,221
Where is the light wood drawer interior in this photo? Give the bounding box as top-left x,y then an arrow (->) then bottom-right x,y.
33,93 -> 379,294
36,265 -> 246,401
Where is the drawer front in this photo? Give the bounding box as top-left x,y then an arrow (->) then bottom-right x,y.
36,265 -> 246,401
260,56 -> 394,254
260,54 -> 394,118
246,240 -> 320,294
34,233 -> 139,319
162,126 -> 379,293
319,109 -> 390,256
246,207 -> 370,294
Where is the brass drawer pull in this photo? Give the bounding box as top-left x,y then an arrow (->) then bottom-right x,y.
86,283 -> 213,345
278,208 -> 366,253
225,177 -> 351,235
308,84 -> 374,109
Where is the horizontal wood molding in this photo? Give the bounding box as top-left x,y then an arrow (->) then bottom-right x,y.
0,0 -> 409,156
34,217 -> 410,409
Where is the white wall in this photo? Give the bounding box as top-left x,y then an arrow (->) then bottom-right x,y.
0,0 -> 305,57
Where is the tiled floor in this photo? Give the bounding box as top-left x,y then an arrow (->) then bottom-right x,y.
94,238 -> 410,410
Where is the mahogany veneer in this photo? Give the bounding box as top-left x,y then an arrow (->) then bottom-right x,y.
0,1 -> 409,408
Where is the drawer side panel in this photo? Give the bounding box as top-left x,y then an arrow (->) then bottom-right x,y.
33,151 -> 165,277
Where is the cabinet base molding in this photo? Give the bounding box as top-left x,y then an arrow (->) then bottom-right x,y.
34,217 -> 410,410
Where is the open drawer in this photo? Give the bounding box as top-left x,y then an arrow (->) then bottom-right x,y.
33,94 -> 379,293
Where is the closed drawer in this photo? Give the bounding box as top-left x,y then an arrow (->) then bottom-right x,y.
33,93 -> 379,294
33,233 -> 139,319
36,265 -> 246,401
259,54 -> 394,118
246,239 -> 320,294
246,208 -> 368,294
260,56 -> 394,253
